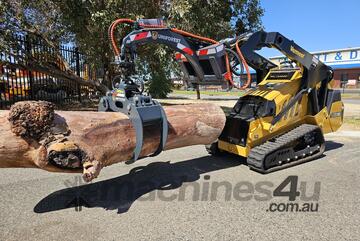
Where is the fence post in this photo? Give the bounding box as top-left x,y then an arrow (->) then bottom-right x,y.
25,35 -> 34,100
75,47 -> 81,102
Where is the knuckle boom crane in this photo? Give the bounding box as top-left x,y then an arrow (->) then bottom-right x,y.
99,18 -> 343,172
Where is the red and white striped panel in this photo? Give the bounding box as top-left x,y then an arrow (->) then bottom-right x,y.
176,44 -> 225,61
175,53 -> 187,61
176,43 -> 194,55
197,44 -> 224,56
129,31 -> 151,41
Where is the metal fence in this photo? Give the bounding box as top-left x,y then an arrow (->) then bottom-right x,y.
0,34 -> 97,109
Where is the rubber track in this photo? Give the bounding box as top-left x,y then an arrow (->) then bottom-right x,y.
247,124 -> 322,173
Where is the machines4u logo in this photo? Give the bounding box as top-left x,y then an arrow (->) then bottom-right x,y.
266,176 -> 320,212
62,175 -> 320,213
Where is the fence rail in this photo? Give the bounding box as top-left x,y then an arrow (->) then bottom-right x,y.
0,34 -> 97,109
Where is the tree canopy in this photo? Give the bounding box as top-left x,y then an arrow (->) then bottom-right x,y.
0,0 -> 264,97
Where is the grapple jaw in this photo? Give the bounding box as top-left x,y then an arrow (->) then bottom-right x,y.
99,90 -> 168,162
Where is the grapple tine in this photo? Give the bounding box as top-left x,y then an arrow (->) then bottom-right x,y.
129,106 -> 143,162
160,103 -> 168,150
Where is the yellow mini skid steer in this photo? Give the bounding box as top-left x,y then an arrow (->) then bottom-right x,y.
210,31 -> 344,173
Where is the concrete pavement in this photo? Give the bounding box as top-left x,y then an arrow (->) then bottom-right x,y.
0,133 -> 359,241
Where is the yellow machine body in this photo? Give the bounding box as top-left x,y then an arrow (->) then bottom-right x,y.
218,67 -> 344,158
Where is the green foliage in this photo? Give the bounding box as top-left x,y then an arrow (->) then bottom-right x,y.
147,68 -> 173,99
167,0 -> 264,39
135,45 -> 174,98
0,0 -> 264,97
0,1 -> 72,48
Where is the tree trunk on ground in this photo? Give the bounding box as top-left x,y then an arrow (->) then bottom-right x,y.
0,101 -> 225,182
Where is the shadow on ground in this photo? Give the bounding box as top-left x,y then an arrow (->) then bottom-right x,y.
33,141 -> 343,214
34,155 -> 244,214
325,140 -> 344,151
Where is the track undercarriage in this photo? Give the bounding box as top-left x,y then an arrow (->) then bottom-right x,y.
247,124 -> 325,173
207,124 -> 326,173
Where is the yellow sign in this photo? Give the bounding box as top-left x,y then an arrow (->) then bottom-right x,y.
290,46 -> 305,59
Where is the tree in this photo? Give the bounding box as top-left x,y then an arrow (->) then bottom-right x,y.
0,0 -> 264,97
0,0 -> 108,93
166,0 -> 263,39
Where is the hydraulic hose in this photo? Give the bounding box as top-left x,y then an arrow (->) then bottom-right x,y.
225,48 -> 244,76
170,28 -> 218,44
225,54 -> 233,85
235,40 -> 251,89
109,18 -> 135,56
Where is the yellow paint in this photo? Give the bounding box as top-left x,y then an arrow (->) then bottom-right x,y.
329,101 -> 344,132
312,107 -> 333,134
218,140 -> 249,157
290,46 -> 305,58
217,64 -> 344,160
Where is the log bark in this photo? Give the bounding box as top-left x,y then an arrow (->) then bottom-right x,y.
0,101 -> 226,182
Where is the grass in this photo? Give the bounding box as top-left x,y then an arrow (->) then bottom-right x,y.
172,89 -> 245,97
344,116 -> 360,125
174,90 -> 360,99
341,93 -> 360,99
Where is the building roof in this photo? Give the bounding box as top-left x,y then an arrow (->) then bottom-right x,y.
269,47 -> 360,70
269,47 -> 360,59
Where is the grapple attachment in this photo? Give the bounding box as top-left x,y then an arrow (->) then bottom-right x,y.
175,43 -> 229,85
99,88 -> 168,162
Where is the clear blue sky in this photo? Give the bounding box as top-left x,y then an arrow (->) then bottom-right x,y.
259,0 -> 360,57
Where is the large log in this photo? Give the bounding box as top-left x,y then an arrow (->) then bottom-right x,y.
0,101 -> 226,182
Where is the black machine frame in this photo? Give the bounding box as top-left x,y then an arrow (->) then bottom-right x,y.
236,31 -> 334,121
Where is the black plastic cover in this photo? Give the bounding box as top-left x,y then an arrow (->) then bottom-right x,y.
219,116 -> 250,146
232,96 -> 276,119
